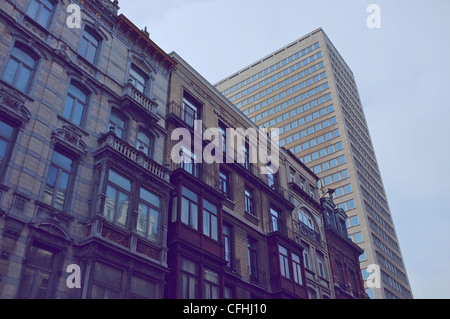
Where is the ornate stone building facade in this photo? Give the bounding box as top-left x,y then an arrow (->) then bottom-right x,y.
0,0 -> 364,299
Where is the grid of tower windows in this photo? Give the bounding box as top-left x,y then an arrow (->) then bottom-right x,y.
237,60 -> 326,108
221,42 -> 321,96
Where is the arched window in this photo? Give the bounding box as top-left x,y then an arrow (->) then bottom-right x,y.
27,0 -> 55,27
298,208 -> 315,230
136,130 -> 153,158
63,83 -> 88,126
79,28 -> 100,64
109,110 -> 126,139
3,46 -> 36,92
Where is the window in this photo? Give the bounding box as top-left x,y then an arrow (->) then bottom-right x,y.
182,93 -> 200,128
0,119 -> 15,174
298,208 -> 315,230
302,244 -> 312,271
289,169 -> 296,183
129,65 -> 146,93
242,143 -> 250,170
223,224 -> 232,268
79,28 -> 100,64
181,186 -> 198,230
292,253 -> 303,285
130,276 -> 156,299
137,187 -> 160,243
219,169 -> 229,198
43,150 -> 73,211
203,268 -> 219,299
27,0 -> 54,27
109,110 -> 126,139
180,146 -> 198,177
63,83 -> 87,126
244,189 -> 254,215
316,252 -> 327,279
17,244 -> 55,299
279,245 -> 290,279
103,169 -> 131,227
203,199 -> 218,240
137,130 -> 153,158
90,262 -> 122,299
270,207 -> 280,232
181,258 -> 198,299
3,46 -> 36,92
218,124 -> 227,155
247,237 -> 258,280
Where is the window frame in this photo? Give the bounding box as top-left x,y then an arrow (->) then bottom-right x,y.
103,168 -> 132,227
63,82 -> 89,127
78,27 -> 101,64
43,149 -> 75,211
26,0 -> 55,28
3,45 -> 37,93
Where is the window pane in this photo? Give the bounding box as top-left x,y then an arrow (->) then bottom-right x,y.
52,151 -> 73,171
93,263 -> 122,288
27,0 -> 40,18
28,245 -> 54,268
72,101 -> 85,126
17,268 -> 35,299
54,171 -> 69,210
149,208 -> 159,242
108,170 -> 131,191
116,191 -> 129,225
137,202 -> 148,235
2,59 -> 19,85
131,277 -> 155,299
181,197 -> 189,225
12,47 -> 36,68
190,202 -> 198,229
104,185 -> 117,222
15,67 -> 32,92
140,187 -> 160,208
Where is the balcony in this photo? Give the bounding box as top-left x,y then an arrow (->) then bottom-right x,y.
170,160 -> 222,194
294,220 -> 321,244
249,265 -> 268,287
121,82 -> 159,122
98,131 -> 170,181
225,255 -> 241,276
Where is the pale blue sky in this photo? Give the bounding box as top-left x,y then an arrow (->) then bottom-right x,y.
120,0 -> 450,299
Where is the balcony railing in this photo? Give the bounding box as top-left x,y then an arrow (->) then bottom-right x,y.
294,220 -> 321,244
171,160 -> 221,193
225,255 -> 241,275
167,101 -> 207,133
249,265 -> 267,287
99,131 -> 170,181
122,82 -> 158,117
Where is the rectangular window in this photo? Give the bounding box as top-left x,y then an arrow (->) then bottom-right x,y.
302,244 -> 312,271
219,169 -> 229,197
129,65 -> 146,93
292,253 -> 303,285
43,150 -> 73,211
181,258 -> 198,299
316,252 -> 327,279
223,224 -> 232,268
0,119 -> 15,174
103,169 -> 131,226
244,189 -> 254,215
63,83 -> 87,126
203,268 -> 219,299
270,207 -> 280,232
182,93 -> 200,128
181,186 -> 198,230
248,237 -> 258,280
137,187 -> 161,243
203,199 -> 218,240
279,245 -> 290,279
17,244 -> 55,299
90,262 -> 122,299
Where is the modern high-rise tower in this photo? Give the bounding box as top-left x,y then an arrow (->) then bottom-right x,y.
214,28 -> 413,299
